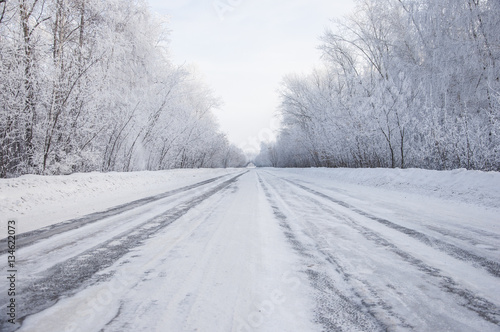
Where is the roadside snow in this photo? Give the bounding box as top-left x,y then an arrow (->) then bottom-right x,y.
275,168 -> 500,209
0,169 -> 240,235
1,168 -> 499,331
10,171 -> 318,332
1,167 -> 498,237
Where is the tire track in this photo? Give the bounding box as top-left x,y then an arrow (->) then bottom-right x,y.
257,174 -> 388,332
1,172 -> 247,332
277,175 -> 500,279
262,172 -> 500,327
0,173 -> 237,248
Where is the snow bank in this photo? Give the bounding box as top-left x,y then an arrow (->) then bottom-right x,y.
2,167 -> 498,236
275,168 -> 500,209
0,169 -> 240,235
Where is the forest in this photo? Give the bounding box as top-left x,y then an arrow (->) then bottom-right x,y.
256,0 -> 500,171
0,0 -> 246,178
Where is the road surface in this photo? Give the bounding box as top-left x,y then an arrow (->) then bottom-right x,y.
1,169 -> 499,331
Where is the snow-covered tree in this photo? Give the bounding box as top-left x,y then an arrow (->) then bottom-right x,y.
259,0 -> 499,171
0,0 -> 244,177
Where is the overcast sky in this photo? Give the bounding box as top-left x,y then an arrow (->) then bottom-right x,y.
147,0 -> 355,155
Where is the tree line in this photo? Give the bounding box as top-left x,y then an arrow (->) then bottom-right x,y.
0,0 -> 246,178
256,0 -> 499,171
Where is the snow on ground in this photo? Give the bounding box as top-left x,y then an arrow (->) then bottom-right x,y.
1,166 -> 499,239
276,167 -> 500,208
263,168 -> 500,267
0,169 -> 240,235
257,170 -> 500,331
1,167 -> 499,331
16,171 -> 317,332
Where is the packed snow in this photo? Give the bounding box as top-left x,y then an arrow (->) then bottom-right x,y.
0,169 -> 240,235
276,167 -> 500,208
1,167 -> 499,331
1,167 -> 498,236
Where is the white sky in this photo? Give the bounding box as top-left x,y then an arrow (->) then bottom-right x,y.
147,0 -> 355,156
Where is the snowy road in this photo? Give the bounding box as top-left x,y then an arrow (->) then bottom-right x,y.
1,169 -> 500,331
